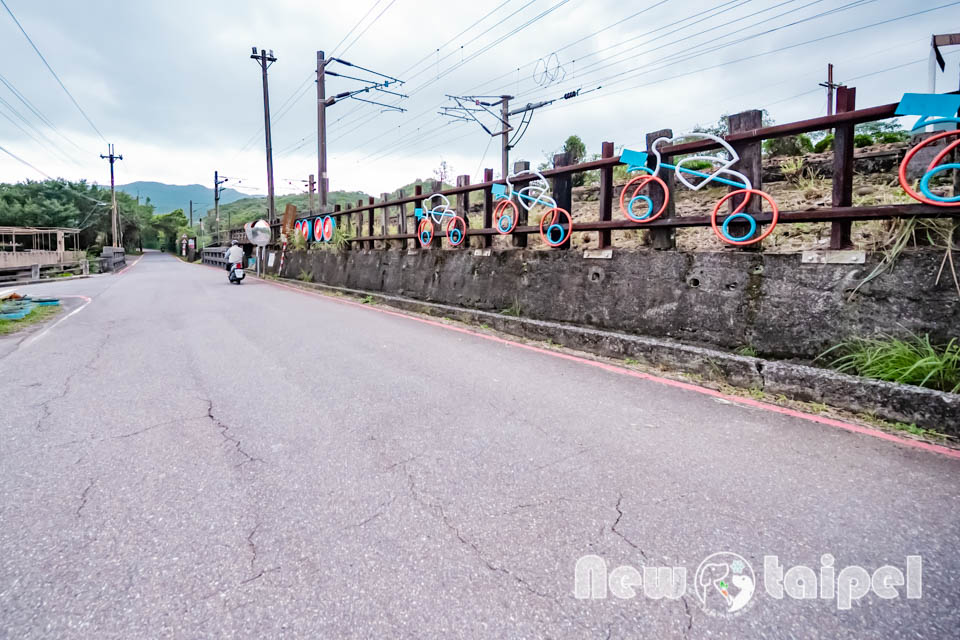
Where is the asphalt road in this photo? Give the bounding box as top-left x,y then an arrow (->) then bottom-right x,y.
2,251 -> 958,639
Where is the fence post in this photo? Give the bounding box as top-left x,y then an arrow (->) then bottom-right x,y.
726,111 -> 763,249
430,180 -> 443,249
397,188 -> 408,250
482,168 -> 494,249
456,174 -> 470,248
355,199 -> 364,249
646,129 -> 676,250
512,160 -> 530,248
598,141 -> 614,250
367,196 -> 375,250
380,192 -> 390,250
413,184 -> 424,249
552,152 -> 574,250
831,86 -> 856,249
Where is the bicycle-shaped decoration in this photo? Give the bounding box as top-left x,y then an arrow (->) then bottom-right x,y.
414,193 -> 467,248
293,215 -> 337,243
491,169 -> 573,247
619,133 -> 779,246
896,92 -> 960,207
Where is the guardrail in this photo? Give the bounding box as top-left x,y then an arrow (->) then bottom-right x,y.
201,247 -> 229,268
252,88 -> 960,252
100,247 -> 125,272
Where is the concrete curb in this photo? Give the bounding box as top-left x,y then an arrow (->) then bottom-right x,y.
281,277 -> 959,435
1,274 -> 95,287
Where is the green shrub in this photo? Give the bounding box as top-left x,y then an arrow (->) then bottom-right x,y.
763,134 -> 813,157
820,334 -> 960,393
876,131 -> 909,144
813,134 -> 834,153
853,134 -> 874,148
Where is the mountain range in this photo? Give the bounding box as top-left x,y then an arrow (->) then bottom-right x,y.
116,181 -> 251,215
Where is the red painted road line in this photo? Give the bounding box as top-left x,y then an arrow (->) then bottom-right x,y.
258,276 -> 960,461
114,254 -> 143,275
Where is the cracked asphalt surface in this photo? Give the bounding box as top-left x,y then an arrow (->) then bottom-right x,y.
1,251 -> 958,638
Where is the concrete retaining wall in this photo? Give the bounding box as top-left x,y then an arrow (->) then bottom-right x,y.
271,247 -> 958,360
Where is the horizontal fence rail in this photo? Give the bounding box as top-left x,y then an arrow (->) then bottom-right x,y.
238,92 -> 959,253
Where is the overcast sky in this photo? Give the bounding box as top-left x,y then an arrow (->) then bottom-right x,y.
1,0 -> 958,198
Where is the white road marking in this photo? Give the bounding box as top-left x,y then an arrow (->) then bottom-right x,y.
20,295 -> 92,348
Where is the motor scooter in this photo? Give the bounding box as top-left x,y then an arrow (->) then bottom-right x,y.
228,262 -> 245,284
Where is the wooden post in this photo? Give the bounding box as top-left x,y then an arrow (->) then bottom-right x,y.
646,129 -> 676,250
367,196 -> 375,250
456,174 -> 470,248
726,112 -> 763,249
482,168 -> 494,249
551,152 -> 573,250
413,184 -> 424,249
380,192 -> 390,250
598,141 -> 614,249
512,160 -> 530,248
429,180 -> 442,249
345,203 -> 354,248
397,188 -> 408,250
831,86 -> 856,249
355,199 -> 363,249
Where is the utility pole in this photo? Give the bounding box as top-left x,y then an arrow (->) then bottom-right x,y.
308,174 -> 316,214
500,95 -> 511,180
189,200 -> 193,228
319,52 -> 406,211
317,50 -> 328,212
251,46 -> 278,224
819,63 -> 841,116
100,144 -> 123,247
214,171 -> 228,244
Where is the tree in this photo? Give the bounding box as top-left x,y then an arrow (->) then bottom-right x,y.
562,135 -> 586,164
433,160 -> 453,186
150,209 -> 188,252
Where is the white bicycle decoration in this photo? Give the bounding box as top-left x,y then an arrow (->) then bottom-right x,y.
414,193 -> 467,247
491,169 -> 573,247
619,132 -> 779,245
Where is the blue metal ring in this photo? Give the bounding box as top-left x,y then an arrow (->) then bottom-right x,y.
449,228 -> 462,244
720,212 -> 757,242
420,230 -> 432,246
547,223 -> 565,244
920,164 -> 960,203
627,195 -> 654,221
497,215 -> 513,233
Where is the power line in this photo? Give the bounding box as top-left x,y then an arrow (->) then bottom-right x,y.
329,0 -> 383,58
0,71 -> 90,154
0,141 -> 50,178
0,0 -> 107,142
336,0 -> 401,59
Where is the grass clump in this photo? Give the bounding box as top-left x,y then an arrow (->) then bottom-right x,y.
0,305 -> 61,335
821,333 -> 960,393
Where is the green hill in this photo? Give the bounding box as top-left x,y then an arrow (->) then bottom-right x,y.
117,181 -> 248,214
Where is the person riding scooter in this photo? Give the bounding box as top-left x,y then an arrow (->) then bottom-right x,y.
224,240 -> 244,278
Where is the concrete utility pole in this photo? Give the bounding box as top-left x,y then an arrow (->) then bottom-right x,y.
318,52 -> 406,210
214,171 -> 228,244
189,200 -> 193,228
251,46 -> 278,224
317,50 -> 328,212
100,144 -> 122,247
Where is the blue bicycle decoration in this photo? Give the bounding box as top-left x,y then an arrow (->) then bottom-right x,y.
415,193 -> 467,247
491,169 -> 572,247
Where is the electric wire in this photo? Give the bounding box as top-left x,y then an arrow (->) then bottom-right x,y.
0,0 -> 107,142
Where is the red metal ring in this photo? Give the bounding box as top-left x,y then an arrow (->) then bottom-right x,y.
899,129 -> 960,207
710,189 -> 779,246
619,174 -> 669,222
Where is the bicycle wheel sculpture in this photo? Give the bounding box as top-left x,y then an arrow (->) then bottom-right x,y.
414,193 -> 466,247
492,169 -> 572,246
619,132 -> 779,246
896,93 -> 960,207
